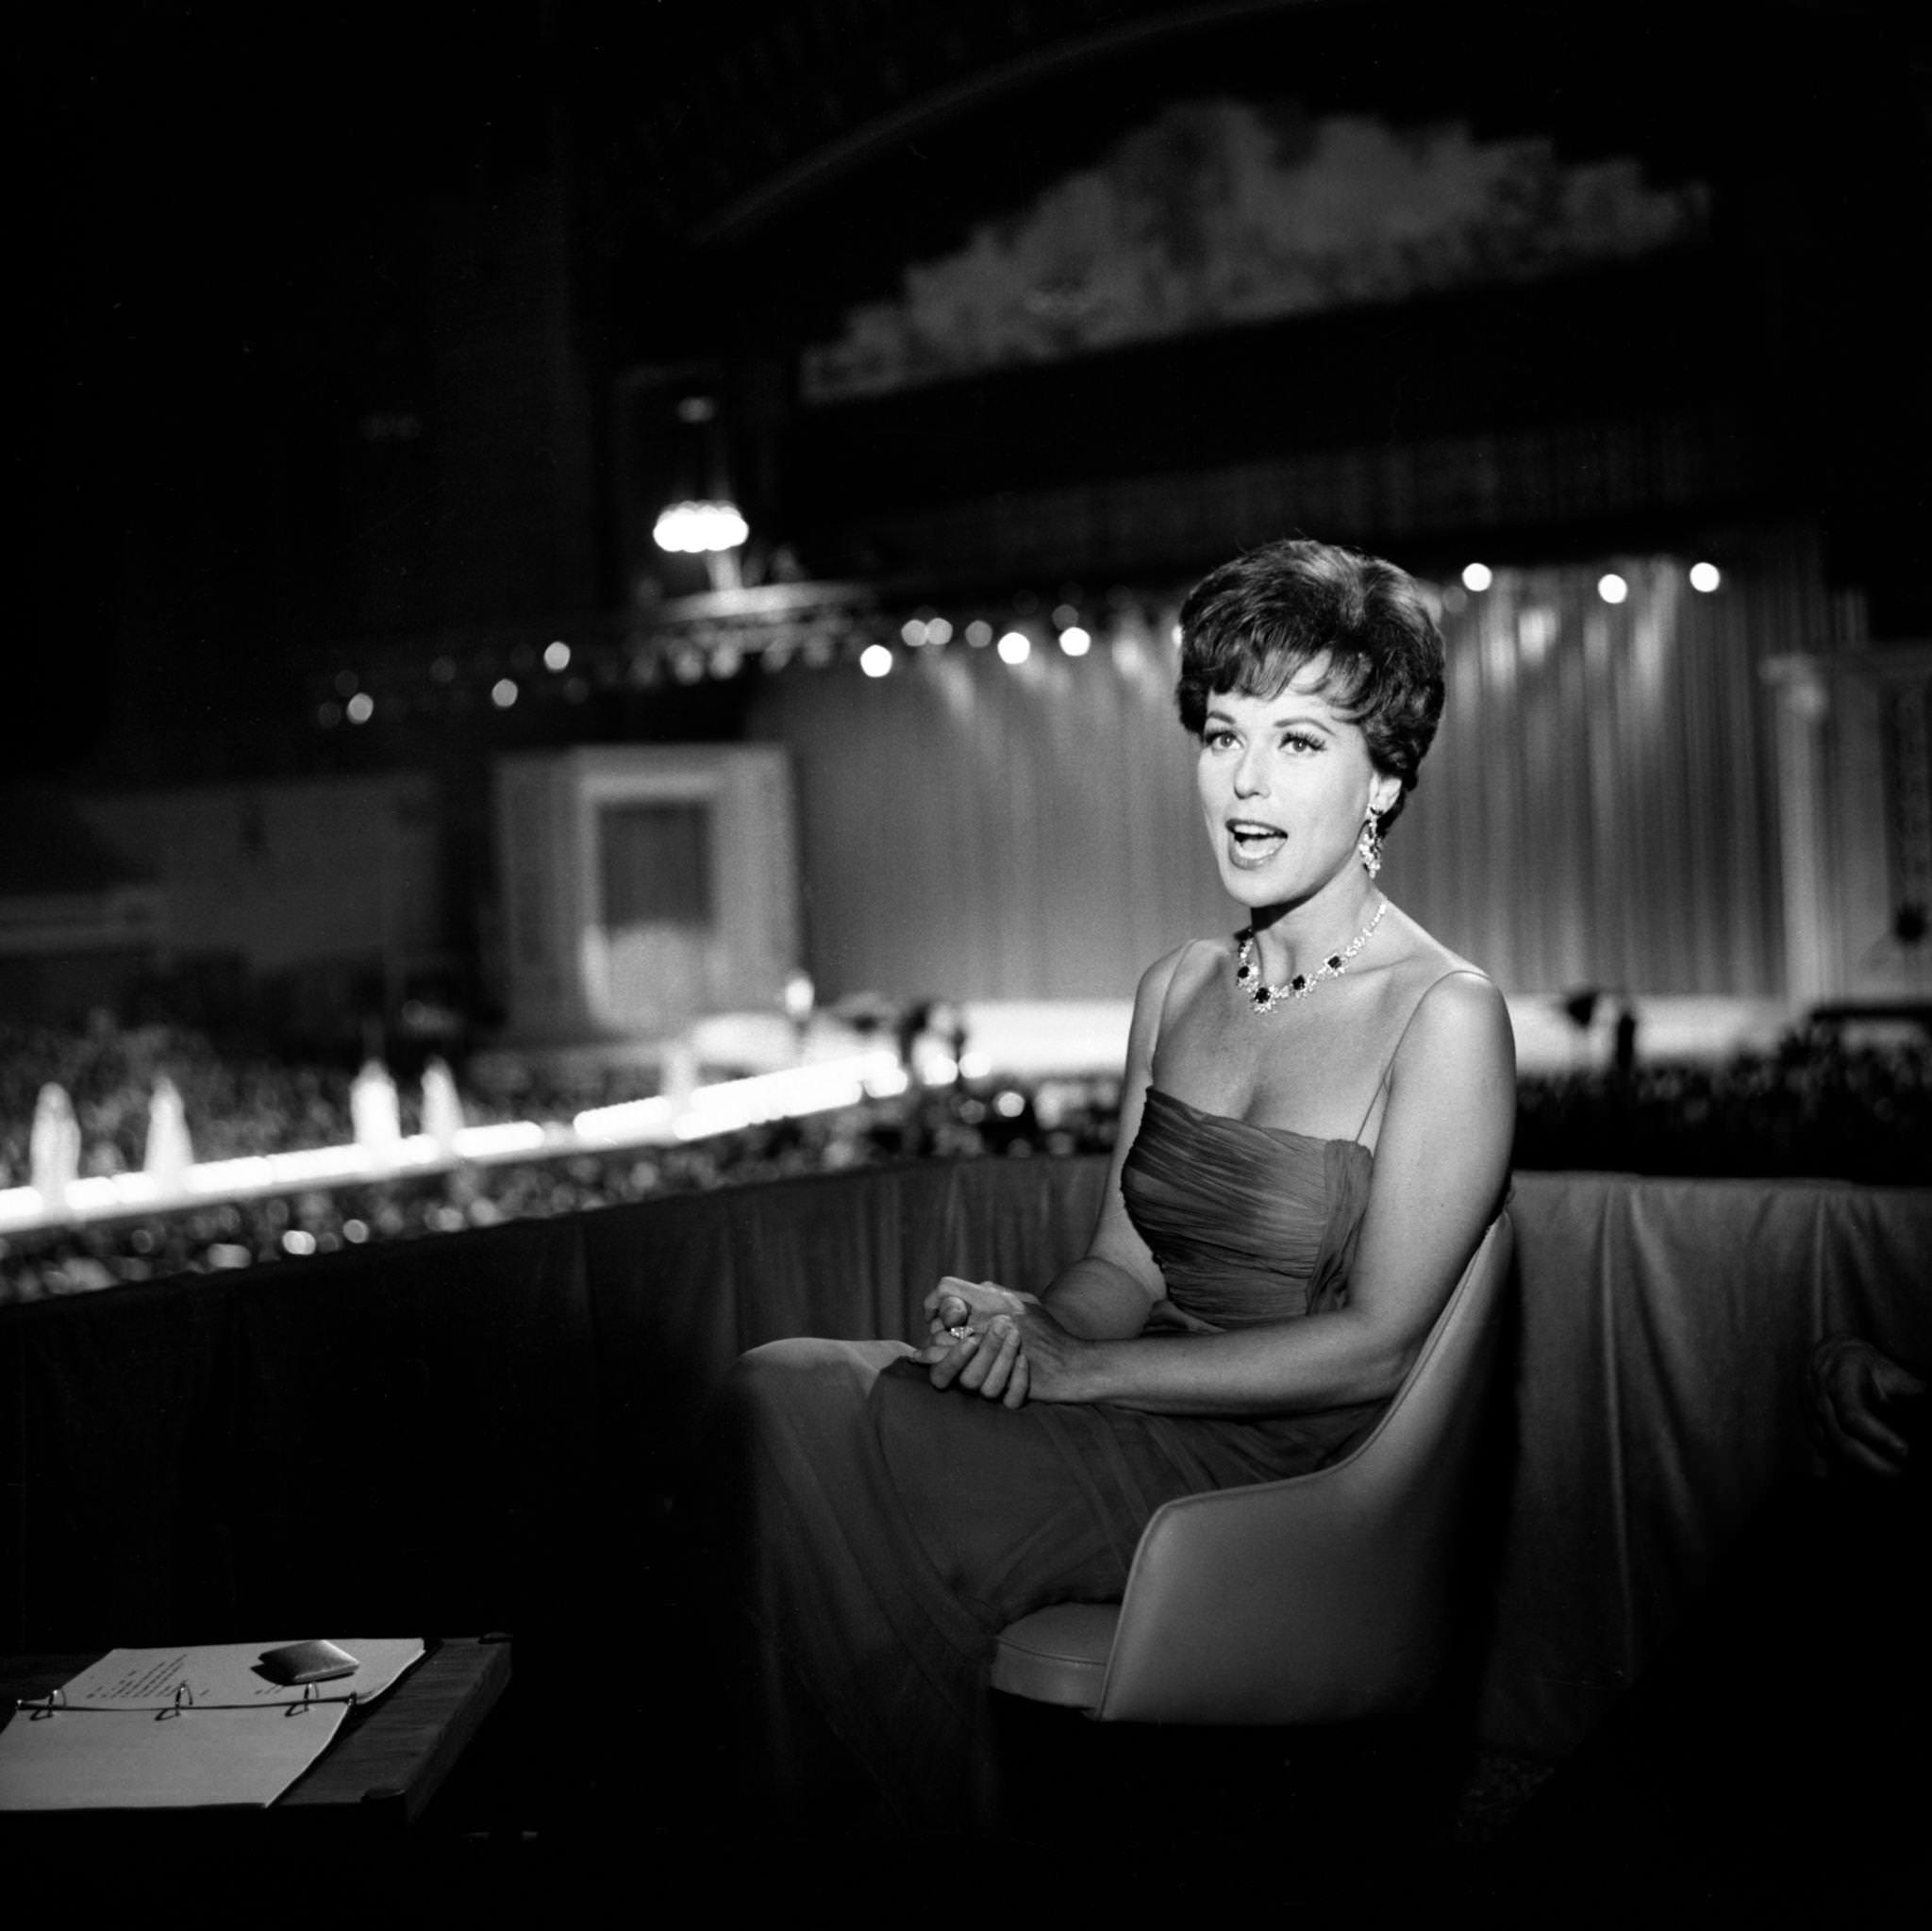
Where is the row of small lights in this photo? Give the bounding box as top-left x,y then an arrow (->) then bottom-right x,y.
859,603 -> 1095,679
1457,559 -> 1721,602
318,561 -> 1727,721
323,639 -> 582,726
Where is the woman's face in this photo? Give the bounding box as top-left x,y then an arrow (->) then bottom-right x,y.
1195,661 -> 1398,914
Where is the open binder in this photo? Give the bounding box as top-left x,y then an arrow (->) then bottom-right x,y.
0,1640 -> 427,1810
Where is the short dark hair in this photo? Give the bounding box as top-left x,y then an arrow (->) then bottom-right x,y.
1175,538 -> 1445,831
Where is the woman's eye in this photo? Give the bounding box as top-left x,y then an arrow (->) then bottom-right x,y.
1206,729 -> 1237,750
1283,731 -> 1324,754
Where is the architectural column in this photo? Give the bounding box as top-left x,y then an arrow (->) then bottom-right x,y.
1760,654 -> 1833,1008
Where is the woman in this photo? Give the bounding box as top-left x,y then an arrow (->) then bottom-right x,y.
714,538 -> 1515,1838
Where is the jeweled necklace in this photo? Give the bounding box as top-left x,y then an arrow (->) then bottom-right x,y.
1235,897 -> 1388,1012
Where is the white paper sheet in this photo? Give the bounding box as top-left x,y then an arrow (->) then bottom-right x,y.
0,1703 -> 350,1809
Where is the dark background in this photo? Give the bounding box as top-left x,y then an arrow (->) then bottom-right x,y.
20,0 -> 1931,787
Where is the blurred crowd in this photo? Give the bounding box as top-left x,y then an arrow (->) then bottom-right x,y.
1,1014 -> 1926,1303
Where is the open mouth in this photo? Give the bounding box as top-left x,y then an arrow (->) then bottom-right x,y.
1226,819 -> 1287,863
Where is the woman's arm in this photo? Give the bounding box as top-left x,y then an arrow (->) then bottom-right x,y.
998,970 -> 1516,1414
1040,948 -> 1186,1338
921,950 -> 1185,1387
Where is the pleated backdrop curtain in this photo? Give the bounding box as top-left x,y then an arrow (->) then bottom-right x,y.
750,529 -> 1825,1003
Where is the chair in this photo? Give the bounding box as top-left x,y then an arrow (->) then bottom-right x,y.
991,1212 -> 1515,1724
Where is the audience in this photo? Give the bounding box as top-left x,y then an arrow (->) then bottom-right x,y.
2,1012 -> 1926,1303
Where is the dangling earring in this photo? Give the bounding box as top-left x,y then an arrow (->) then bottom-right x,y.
1357,808 -> 1384,879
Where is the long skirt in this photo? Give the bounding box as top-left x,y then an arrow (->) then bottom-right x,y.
704,1336 -> 1384,1839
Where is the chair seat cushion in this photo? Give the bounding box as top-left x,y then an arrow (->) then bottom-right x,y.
991,1602 -> 1122,1707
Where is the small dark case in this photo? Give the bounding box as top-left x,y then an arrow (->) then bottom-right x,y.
258,1640 -> 359,1686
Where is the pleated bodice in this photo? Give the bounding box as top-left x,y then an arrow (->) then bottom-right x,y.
1121,1086 -> 1373,1327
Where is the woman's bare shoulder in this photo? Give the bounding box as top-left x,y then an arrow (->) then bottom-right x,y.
1135,936 -> 1227,1008
1381,905 -> 1494,990
1379,910 -> 1511,1050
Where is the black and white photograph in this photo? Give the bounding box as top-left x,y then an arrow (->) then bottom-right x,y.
6,2 -> 1928,1917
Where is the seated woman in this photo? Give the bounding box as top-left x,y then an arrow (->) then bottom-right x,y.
712,537 -> 1516,1838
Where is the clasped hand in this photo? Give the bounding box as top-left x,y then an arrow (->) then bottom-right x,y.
913,1275 -> 1078,1407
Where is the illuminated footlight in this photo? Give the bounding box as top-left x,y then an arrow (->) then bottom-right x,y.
1052,603 -> 1080,630
281,1229 -> 317,1257
1597,573 -> 1629,605
1690,561 -> 1722,593
996,630 -> 1031,665
859,643 -> 893,678
491,677 -> 519,707
544,640 -> 572,671
1461,562 -> 1493,593
1058,625 -> 1091,657
345,692 -> 375,724
925,617 -> 953,645
900,619 -> 927,646
965,620 -> 993,648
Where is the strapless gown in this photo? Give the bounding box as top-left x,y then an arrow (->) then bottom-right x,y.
709,1089 -> 1389,1836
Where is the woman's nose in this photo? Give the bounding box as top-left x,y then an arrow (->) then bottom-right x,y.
1233,748 -> 1268,795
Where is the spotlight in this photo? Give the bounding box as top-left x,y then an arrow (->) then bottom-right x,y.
965,620 -> 993,648
345,692 -> 375,724
544,641 -> 572,672
859,644 -> 892,678
1058,626 -> 1091,657
996,631 -> 1031,665
491,678 -> 519,707
1461,562 -> 1493,593
1597,574 -> 1629,606
1690,561 -> 1722,593
901,619 -> 927,646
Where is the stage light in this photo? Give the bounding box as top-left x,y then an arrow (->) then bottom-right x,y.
925,617 -> 953,644
345,692 -> 375,724
901,619 -> 927,646
1462,562 -> 1493,592
544,641 -> 572,671
1597,574 -> 1629,605
281,1229 -> 317,1257
1690,561 -> 1722,592
860,644 -> 892,677
1052,603 -> 1079,630
652,500 -> 749,554
1058,626 -> 1091,657
491,678 -> 519,707
965,620 -> 993,648
997,630 -> 1031,665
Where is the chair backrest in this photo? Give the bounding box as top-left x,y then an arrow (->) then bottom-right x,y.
1092,1210 -> 1516,1724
